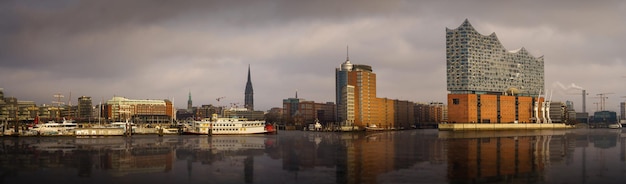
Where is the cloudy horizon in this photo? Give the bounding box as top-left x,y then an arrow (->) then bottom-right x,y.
1,0 -> 625,112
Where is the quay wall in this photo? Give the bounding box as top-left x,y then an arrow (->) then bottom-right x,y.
438,123 -> 574,131
438,129 -> 568,139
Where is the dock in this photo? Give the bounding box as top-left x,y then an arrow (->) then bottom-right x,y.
438,123 -> 575,131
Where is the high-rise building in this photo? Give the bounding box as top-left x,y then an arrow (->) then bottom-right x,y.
446,20 -> 545,124
244,65 -> 254,111
335,48 -> 377,128
77,96 -> 92,121
334,48 -> 417,130
447,19 -> 544,96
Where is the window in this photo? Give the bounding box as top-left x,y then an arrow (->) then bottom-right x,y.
453,98 -> 460,105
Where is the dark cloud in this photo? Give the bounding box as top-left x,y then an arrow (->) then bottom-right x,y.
0,0 -> 625,111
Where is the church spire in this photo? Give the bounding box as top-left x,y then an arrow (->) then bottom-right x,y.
247,64 -> 251,81
244,64 -> 254,111
187,90 -> 192,110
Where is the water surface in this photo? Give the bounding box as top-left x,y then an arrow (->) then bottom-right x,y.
1,129 -> 625,183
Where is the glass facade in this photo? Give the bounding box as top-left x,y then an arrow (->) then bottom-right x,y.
446,19 -> 544,96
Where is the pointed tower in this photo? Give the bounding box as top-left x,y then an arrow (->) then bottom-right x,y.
244,65 -> 254,111
187,90 -> 192,110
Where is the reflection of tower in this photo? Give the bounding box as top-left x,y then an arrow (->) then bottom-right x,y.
244,65 -> 254,111
244,156 -> 254,183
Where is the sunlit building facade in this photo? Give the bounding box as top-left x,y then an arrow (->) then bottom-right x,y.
335,51 -> 416,129
336,57 -> 362,127
283,94 -> 335,128
103,96 -> 173,123
446,19 -> 545,124
336,55 -> 380,128
0,88 -> 38,122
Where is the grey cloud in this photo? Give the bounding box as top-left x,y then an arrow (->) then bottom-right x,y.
1,0 -> 625,111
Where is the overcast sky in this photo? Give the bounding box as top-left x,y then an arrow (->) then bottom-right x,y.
1,0 -> 625,112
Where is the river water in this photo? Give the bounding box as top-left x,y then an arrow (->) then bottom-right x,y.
1,129 -> 625,184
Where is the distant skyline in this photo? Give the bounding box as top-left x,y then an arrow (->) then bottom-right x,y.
1,1 -> 625,112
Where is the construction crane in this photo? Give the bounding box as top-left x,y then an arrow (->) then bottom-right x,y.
216,96 -> 225,102
596,93 -> 614,111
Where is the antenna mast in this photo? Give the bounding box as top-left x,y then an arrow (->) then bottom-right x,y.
346,45 -> 349,61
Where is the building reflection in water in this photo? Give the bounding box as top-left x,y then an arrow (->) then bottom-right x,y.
3,129 -> 625,183
0,137 -> 175,179
446,135 -> 544,183
440,130 -> 616,183
175,135 -> 276,183
279,130 -> 445,184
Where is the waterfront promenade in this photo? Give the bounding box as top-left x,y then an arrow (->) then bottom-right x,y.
438,123 -> 575,131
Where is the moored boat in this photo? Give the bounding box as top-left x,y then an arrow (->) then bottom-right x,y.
365,124 -> 384,131
32,118 -> 78,135
184,114 -> 276,135
609,123 -> 622,129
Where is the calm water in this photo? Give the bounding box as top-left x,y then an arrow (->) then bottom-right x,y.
1,129 -> 626,184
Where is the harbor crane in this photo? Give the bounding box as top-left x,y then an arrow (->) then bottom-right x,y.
596,93 -> 614,111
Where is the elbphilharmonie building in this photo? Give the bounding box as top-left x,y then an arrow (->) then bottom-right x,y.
446,19 -> 544,96
446,19 -> 546,124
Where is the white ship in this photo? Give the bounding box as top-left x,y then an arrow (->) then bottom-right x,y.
609,123 -> 622,129
184,114 -> 276,135
32,118 -> 78,135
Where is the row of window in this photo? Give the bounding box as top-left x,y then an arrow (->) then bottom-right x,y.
214,128 -> 241,131
212,123 -> 264,127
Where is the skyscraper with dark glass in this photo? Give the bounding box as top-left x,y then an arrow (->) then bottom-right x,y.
245,65 -> 254,111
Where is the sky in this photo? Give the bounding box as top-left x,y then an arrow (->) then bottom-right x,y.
1,0 -> 625,112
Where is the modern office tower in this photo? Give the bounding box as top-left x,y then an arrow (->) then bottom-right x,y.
244,65 -> 254,111
335,48 -> 378,128
446,19 -> 545,124
77,96 -> 92,121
